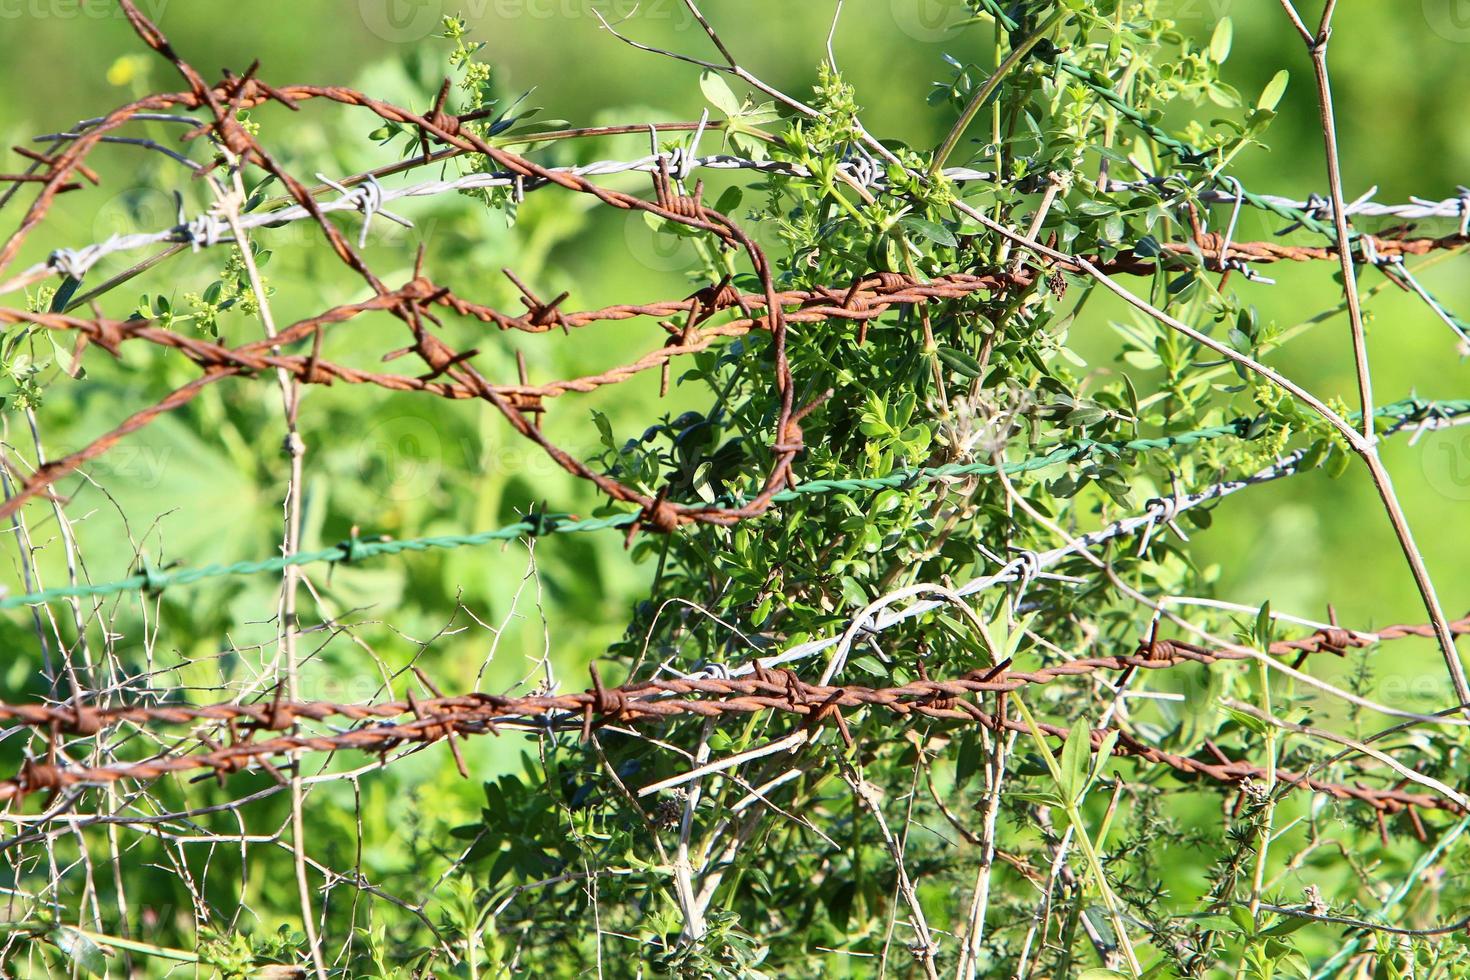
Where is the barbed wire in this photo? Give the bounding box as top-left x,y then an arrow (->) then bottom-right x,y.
688,399 -> 1470,685
1,6 -> 1468,970
4,242 -> 1466,536
3,614 -> 1454,735
4,613 -> 1462,815
0,10 -> 1462,547
1,395 -> 1462,612
1114,179 -> 1470,231
6,145 -> 1466,290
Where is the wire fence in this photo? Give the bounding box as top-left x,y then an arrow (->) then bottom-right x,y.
6,614 -> 1467,816
2,395 -> 1463,612
2,1 -> 1468,974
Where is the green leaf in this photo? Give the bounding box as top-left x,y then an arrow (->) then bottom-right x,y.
1257,70 -> 1289,111
1065,405 -> 1108,428
1222,704 -> 1270,736
1091,729 -> 1118,783
1059,718 -> 1091,803
699,70 -> 742,116
937,347 -> 983,378
1255,599 -> 1273,648
1261,914 -> 1315,939
1009,789 -> 1066,809
713,185 -> 743,216
1209,18 -> 1233,63
898,216 -> 957,247
52,928 -> 109,978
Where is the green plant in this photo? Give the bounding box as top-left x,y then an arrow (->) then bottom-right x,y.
1,2 -> 1468,978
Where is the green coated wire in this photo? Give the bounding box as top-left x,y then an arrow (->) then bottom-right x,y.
1042,51 -> 1470,335
2,396 -> 1463,612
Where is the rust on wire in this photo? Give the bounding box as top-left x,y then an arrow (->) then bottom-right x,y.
0,3 -> 1465,860
3,614 -> 1465,815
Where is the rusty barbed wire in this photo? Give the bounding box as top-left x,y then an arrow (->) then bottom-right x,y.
2,614 -> 1458,734
0,0 -> 817,543
0,268 -> 1032,525
4,614 -> 1464,815
0,0 -> 1461,546
0,8 -> 1467,971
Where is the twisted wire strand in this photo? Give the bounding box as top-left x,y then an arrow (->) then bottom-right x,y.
6,145 -> 1467,288
4,614 -> 1463,814
1,395 -> 1462,612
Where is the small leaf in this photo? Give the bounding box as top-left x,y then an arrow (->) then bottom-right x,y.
1223,704 -> 1270,736
899,216 -> 957,247
52,928 -> 109,978
1261,914 -> 1314,937
1257,70 -> 1289,111
1255,599 -> 1273,648
1091,729 -> 1118,782
1064,405 -> 1108,428
1059,718 -> 1091,803
699,70 -> 742,116
936,347 -> 983,378
713,185 -> 743,215
1209,18 -> 1233,63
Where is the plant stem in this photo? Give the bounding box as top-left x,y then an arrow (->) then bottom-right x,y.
930,10 -> 1065,176
1012,696 -> 1142,977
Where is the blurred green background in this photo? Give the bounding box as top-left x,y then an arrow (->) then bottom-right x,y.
0,0 -> 1466,770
